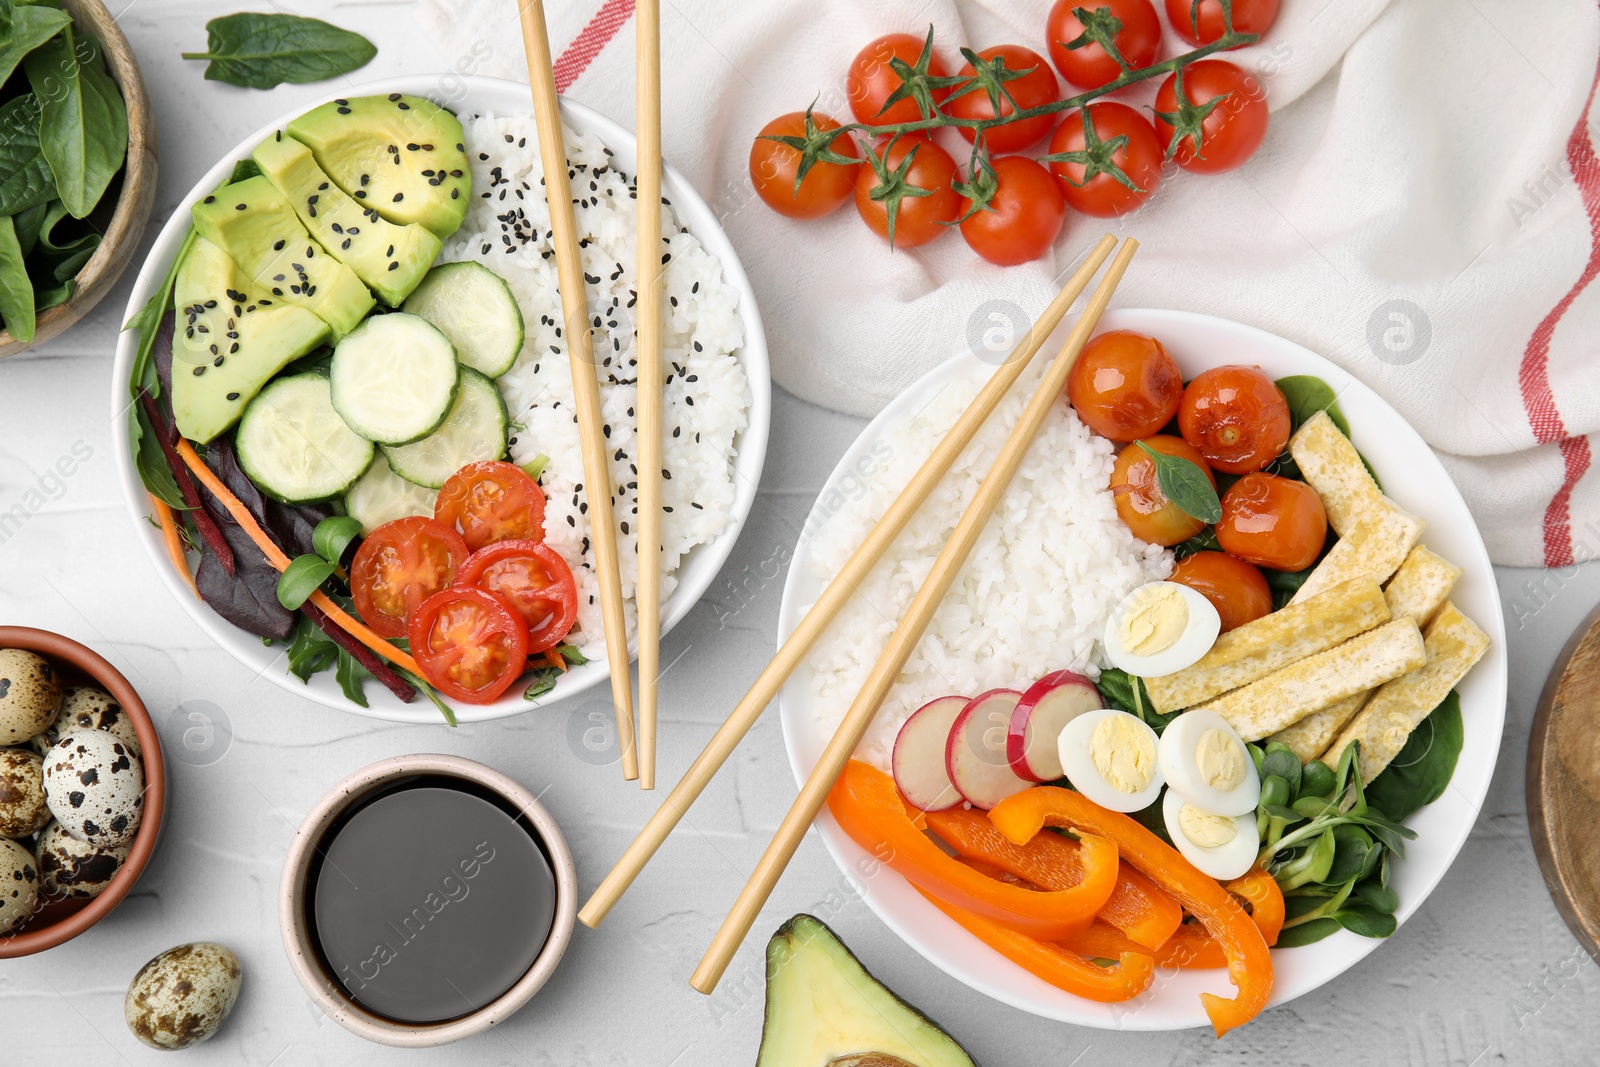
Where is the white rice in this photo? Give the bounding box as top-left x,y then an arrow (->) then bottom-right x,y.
802,358 -> 1172,773
442,113 -> 749,657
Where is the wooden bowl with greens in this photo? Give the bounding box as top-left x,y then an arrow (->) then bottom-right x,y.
0,0 -> 155,356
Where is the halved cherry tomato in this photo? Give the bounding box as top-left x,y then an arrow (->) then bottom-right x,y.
435,461 -> 547,552
456,540 -> 578,654
1109,435 -> 1215,546
1170,550 -> 1273,631
959,156 -> 1065,266
350,517 -> 470,638
1047,103 -> 1164,218
750,111 -> 862,220
1154,59 -> 1268,174
847,33 -> 952,125
1167,0 -> 1279,46
409,587 -> 529,704
1067,330 -> 1182,441
1216,472 -> 1328,572
946,45 -> 1060,153
1046,0 -> 1161,89
1177,364 -> 1290,473
854,135 -> 962,248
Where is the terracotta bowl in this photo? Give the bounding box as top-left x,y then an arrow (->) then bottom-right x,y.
0,0 -> 158,357
279,754 -> 577,1048
0,627 -> 166,957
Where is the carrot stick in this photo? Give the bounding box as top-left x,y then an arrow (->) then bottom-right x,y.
139,392 -> 234,574
151,495 -> 199,599
174,439 -> 422,677
300,598 -> 416,703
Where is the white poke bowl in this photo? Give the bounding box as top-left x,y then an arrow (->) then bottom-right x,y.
111,75 -> 770,724
777,307 -> 1507,1030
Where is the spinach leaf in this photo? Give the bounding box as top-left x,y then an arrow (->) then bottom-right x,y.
1364,690 -> 1463,821
32,276 -> 70,309
182,13 -> 376,90
1276,375 -> 1352,436
1094,667 -> 1181,731
34,199 -> 99,282
286,614 -> 338,681
0,214 -> 35,342
0,2 -> 70,86
1171,525 -> 1219,560
1275,917 -> 1341,947
25,26 -> 128,219
1262,558 -> 1317,611
126,224 -> 195,398
0,94 -> 57,216
1335,904 -> 1396,938
1136,440 -> 1222,523
12,199 -> 47,255
1352,879 -> 1399,914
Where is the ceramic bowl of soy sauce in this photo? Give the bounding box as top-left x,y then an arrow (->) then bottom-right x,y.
278,754 -> 576,1047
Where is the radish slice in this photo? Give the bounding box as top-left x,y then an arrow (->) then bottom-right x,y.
1007,670 -> 1105,782
892,696 -> 969,811
945,689 -> 1029,810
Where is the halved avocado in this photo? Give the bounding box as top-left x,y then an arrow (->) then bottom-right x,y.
191,176 -> 375,337
286,93 -> 470,239
253,131 -> 442,306
756,915 -> 978,1067
170,237 -> 330,444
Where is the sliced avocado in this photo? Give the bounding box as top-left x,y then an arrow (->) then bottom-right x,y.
170,237 -> 330,444
756,915 -> 978,1067
253,131 -> 442,306
191,176 -> 375,338
287,94 -> 470,239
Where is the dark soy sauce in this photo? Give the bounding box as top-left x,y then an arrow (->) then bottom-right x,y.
307,775 -> 557,1024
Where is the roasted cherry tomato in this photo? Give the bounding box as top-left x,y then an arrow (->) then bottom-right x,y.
1047,0 -> 1161,88
456,539 -> 578,654
435,461 -> 547,552
1216,472 -> 1328,572
350,517 -> 470,638
1109,435 -> 1215,546
1154,59 -> 1268,174
1167,0 -> 1279,46
750,111 -> 862,219
946,45 -> 1060,153
1068,330 -> 1183,441
854,135 -> 962,248
1170,551 -> 1273,632
847,33 -> 952,125
1047,102 -> 1164,218
409,587 -> 530,704
1177,364 -> 1290,474
959,156 -> 1065,265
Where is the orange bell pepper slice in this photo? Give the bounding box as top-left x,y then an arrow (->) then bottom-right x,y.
919,889 -> 1155,1003
989,787 -> 1273,1037
1064,919 -> 1227,969
827,762 -> 1117,939
925,807 -> 1182,950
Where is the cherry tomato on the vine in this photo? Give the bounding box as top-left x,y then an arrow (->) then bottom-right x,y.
847,33 -> 952,126
1177,364 -> 1290,474
958,156 -> 1065,266
1067,330 -> 1182,441
1046,0 -> 1161,89
1169,550 -> 1273,632
1046,102 -> 1164,218
750,111 -> 862,220
1154,59 -> 1268,174
1215,472 -> 1328,573
946,45 -> 1060,153
1167,0 -> 1280,47
854,135 -> 962,248
1109,435 -> 1216,546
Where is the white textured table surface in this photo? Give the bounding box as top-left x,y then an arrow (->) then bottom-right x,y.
3,3 -> 1600,1063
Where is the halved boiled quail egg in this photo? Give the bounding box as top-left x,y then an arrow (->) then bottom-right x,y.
1102,581 -> 1221,678
1058,709 -> 1164,813
1163,788 -> 1260,880
1158,709 -> 1260,817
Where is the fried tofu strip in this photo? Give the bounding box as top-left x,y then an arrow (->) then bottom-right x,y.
1291,505 -> 1423,605
1145,575 -> 1389,714
1322,602 -> 1490,784
1288,410 -> 1387,536
1270,545 -> 1462,760
1196,617 -> 1427,742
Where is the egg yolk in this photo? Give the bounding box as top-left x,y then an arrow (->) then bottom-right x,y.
1179,803 -> 1238,847
1195,727 -> 1247,792
1120,583 -> 1189,656
1090,715 -> 1156,794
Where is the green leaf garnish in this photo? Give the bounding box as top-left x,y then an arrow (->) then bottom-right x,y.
312,515 -> 362,567
1135,441 -> 1222,523
181,13 -> 376,90
276,555 -> 336,610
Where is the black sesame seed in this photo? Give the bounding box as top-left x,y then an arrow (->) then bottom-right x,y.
203,195 -> 215,204
227,392 -> 240,401
192,366 -> 204,376
393,193 -> 404,202
388,261 -> 399,271
273,239 -> 286,250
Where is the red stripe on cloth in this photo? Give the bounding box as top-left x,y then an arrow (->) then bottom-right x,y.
552,0 -> 635,94
1545,436 -> 1594,567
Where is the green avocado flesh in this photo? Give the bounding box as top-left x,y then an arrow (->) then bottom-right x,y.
756,915 -> 978,1067
286,94 -> 470,239
170,237 -> 330,444
191,176 -> 375,338
253,131 -> 442,307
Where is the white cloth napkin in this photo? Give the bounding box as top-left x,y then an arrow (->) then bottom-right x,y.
417,0 -> 1600,569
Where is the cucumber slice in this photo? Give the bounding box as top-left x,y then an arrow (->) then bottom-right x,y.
381,368 -> 508,489
344,456 -> 440,533
330,313 -> 459,444
236,373 -> 375,504
401,262 -> 525,377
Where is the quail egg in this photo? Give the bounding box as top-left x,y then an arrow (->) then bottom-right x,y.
31,686 -> 140,758
125,942 -> 243,1050
0,648 -> 60,745
1058,709 -> 1165,813
0,747 -> 50,838
1157,709 -> 1261,817
0,836 -> 39,934
36,820 -> 129,899
1162,788 -> 1260,881
43,730 -> 144,849
1102,581 -> 1221,678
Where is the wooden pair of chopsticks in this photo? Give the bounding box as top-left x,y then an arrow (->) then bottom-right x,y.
518,0 -> 668,786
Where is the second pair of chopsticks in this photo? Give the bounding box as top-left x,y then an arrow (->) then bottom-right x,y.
578,233 -> 1126,931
